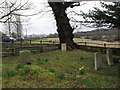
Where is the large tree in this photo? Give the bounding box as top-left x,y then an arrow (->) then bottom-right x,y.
48,2 -> 81,49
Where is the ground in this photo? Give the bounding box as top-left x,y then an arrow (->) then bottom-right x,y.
2,50 -> 118,88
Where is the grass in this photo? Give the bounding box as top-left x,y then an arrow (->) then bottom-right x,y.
2,50 -> 119,88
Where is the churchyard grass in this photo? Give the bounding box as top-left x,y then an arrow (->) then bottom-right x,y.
2,50 -> 118,88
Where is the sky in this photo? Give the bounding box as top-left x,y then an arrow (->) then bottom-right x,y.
0,0 -> 112,35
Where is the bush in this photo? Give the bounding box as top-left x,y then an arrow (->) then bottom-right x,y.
18,67 -> 31,75
2,70 -> 17,77
15,64 -> 26,70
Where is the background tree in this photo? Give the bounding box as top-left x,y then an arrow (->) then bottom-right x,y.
80,2 -> 120,41
0,0 -> 41,37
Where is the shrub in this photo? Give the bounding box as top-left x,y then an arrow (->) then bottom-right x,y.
15,64 -> 26,70
18,67 -> 31,75
2,70 -> 17,77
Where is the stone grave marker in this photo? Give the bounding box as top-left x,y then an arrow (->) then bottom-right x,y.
19,50 -> 31,64
61,43 -> 67,51
106,49 -> 113,66
94,52 -> 102,70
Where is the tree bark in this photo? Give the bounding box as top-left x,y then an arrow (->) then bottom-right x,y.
48,2 -> 77,49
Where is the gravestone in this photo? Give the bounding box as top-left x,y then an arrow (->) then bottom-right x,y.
19,50 -> 31,64
61,43 -> 67,51
106,49 -> 113,66
94,52 -> 102,70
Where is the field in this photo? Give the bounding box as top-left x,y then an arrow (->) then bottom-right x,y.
26,38 -> 120,48
2,50 -> 119,88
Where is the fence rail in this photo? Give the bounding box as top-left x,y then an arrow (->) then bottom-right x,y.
2,40 -> 120,56
76,41 -> 120,48
2,42 -> 59,56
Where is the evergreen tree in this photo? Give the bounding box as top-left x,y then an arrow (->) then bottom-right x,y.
81,2 -> 120,41
81,2 -> 120,28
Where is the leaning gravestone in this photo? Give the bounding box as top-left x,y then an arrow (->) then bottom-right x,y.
19,50 -> 31,64
106,49 -> 113,66
94,52 -> 102,70
61,43 -> 67,51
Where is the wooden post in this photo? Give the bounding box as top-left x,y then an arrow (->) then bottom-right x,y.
104,43 -> 106,47
12,41 -> 15,55
30,40 -> 31,44
21,40 -> 22,44
53,41 -> 55,44
40,40 -> 42,44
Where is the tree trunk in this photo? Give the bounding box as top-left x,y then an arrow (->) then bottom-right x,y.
48,2 -> 77,49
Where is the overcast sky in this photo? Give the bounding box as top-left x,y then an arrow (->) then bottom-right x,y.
0,0 -> 111,35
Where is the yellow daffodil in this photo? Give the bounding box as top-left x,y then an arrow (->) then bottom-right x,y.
79,66 -> 84,71
19,69 -> 22,71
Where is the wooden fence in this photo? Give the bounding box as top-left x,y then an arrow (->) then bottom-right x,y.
2,42 -> 59,56
76,41 -> 120,48
2,40 -> 120,56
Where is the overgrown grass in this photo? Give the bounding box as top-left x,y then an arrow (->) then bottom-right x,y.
2,50 -> 119,88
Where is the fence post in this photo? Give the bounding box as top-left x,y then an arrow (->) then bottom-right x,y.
40,40 -> 42,44
104,43 -> 106,47
21,40 -> 22,44
12,41 -> 15,55
30,40 -> 31,44
85,42 -> 86,45
53,41 -> 55,44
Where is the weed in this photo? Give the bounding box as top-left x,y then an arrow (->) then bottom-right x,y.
36,61 -> 44,65
31,69 -> 40,75
80,56 -> 84,60
18,67 -> 31,75
103,77 -> 110,82
44,58 -> 49,62
2,70 -> 17,77
77,78 -> 95,87
49,68 -> 56,73
15,64 -> 26,70
113,56 -> 120,63
55,56 -> 60,60
18,70 -> 27,75
56,73 -> 65,79
85,79 -> 95,87
24,67 -> 31,72
70,74 -> 77,80
64,68 -> 75,74
36,58 -> 49,65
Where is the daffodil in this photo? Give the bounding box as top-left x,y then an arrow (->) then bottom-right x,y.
79,66 -> 84,71
19,69 -> 22,71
